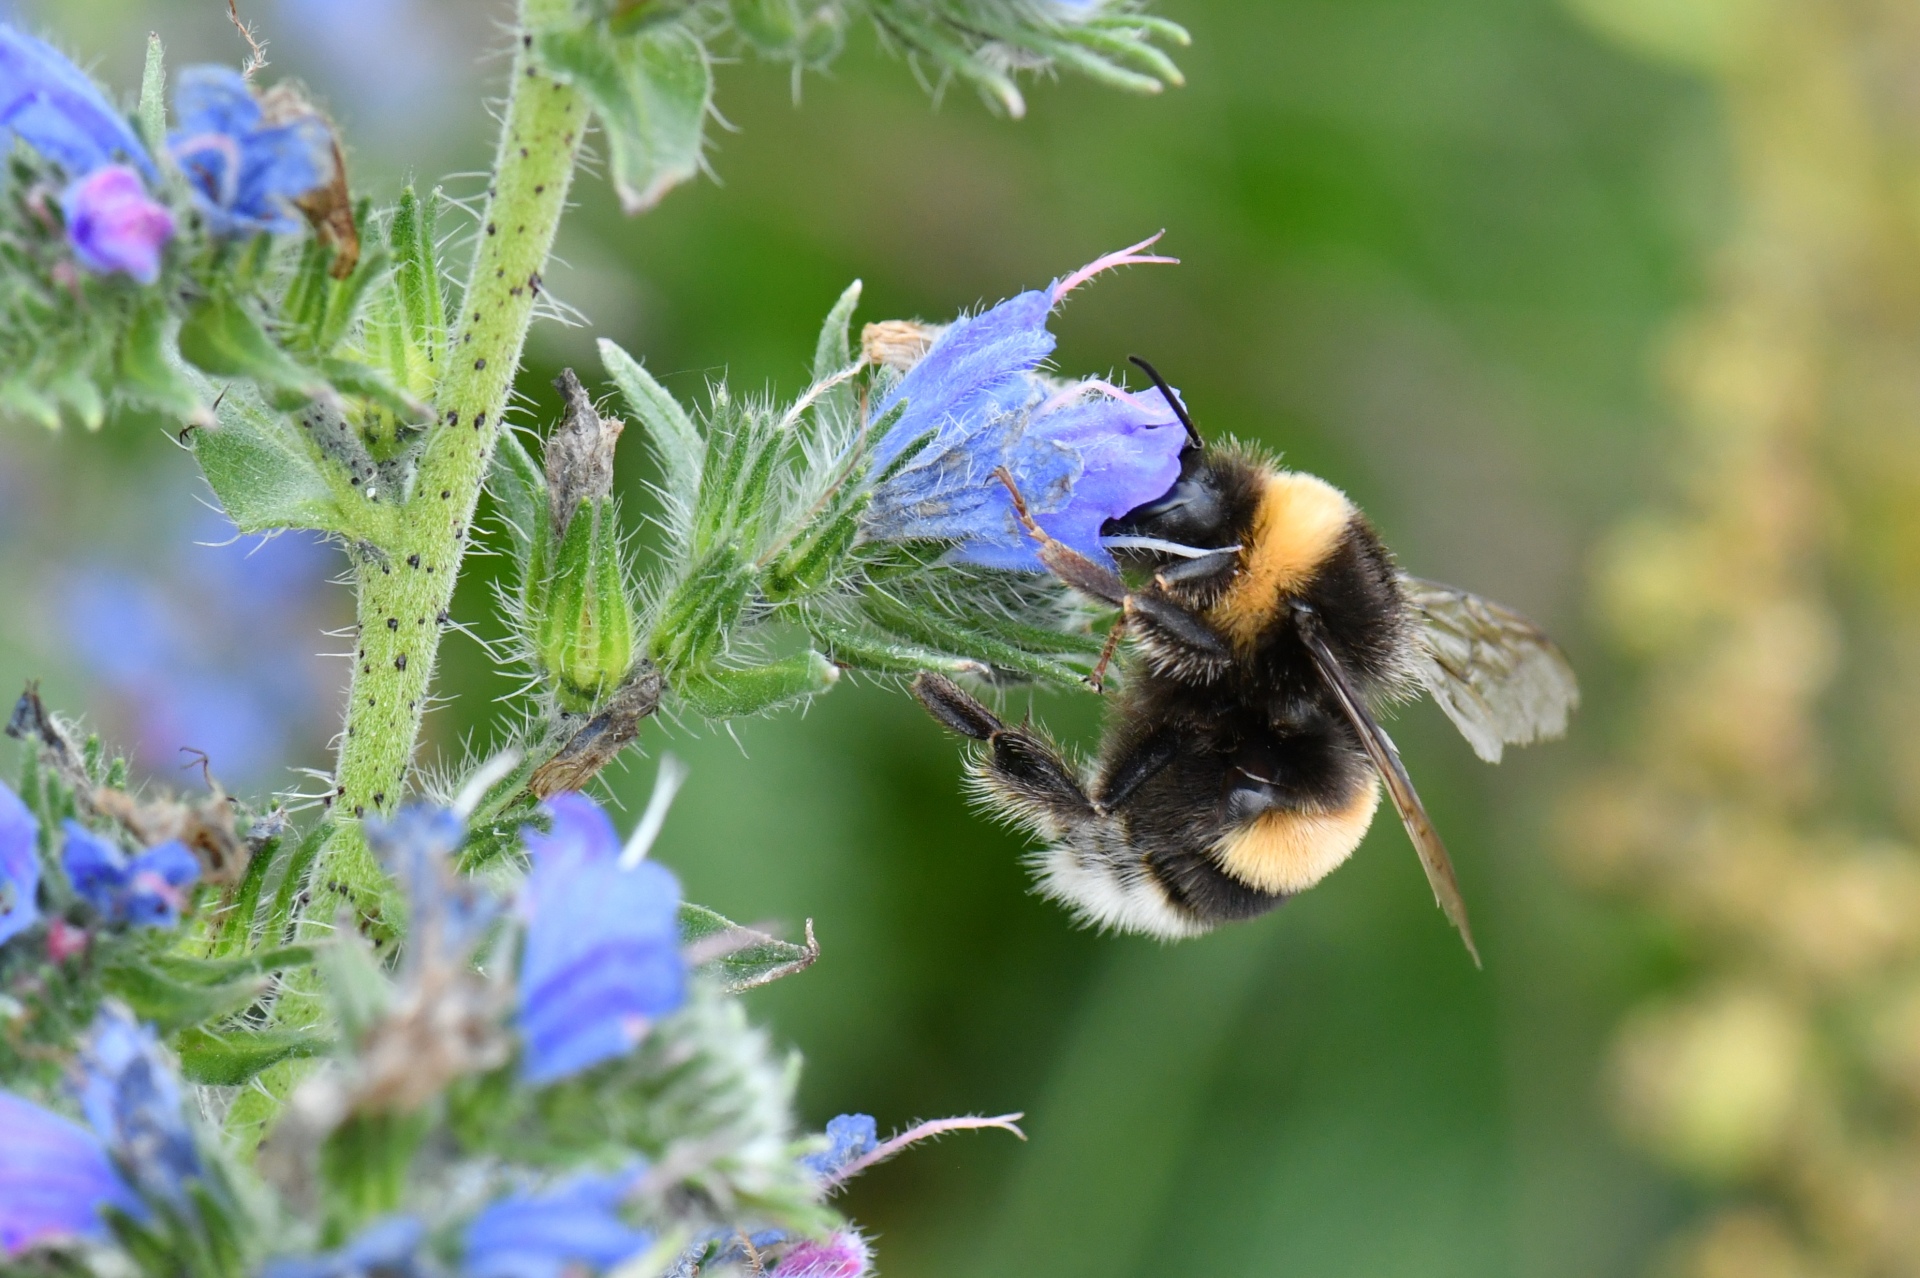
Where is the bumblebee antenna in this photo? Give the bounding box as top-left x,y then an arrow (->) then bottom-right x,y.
1128,355 -> 1204,450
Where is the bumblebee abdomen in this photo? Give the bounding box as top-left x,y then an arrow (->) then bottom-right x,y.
1212,777 -> 1381,895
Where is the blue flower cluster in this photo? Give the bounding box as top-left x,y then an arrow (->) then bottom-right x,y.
59,512 -> 341,792
0,786 -> 983,1278
0,779 -> 203,955
0,781 -> 40,945
864,237 -> 1189,571
168,67 -> 333,238
0,22 -> 334,284
0,1006 -> 196,1253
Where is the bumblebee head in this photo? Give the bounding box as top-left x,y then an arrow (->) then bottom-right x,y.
1103,356 -> 1242,549
1105,461 -> 1234,546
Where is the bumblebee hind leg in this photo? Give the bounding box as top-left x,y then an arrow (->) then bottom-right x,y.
912,673 -> 1211,939
911,673 -> 1097,837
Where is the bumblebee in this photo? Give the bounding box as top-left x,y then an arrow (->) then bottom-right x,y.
911,360 -> 1577,962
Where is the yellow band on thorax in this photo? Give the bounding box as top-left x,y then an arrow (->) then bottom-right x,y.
1206,470 -> 1354,652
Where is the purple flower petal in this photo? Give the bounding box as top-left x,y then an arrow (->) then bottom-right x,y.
366,805 -> 497,961
0,1092 -> 140,1256
863,240 -> 1185,570
0,781 -> 40,947
0,24 -> 154,179
74,1007 -> 201,1205
464,1170 -> 651,1278
168,66 -> 331,238
60,823 -> 198,929
262,1216 -> 427,1278
61,164 -> 173,283
517,793 -> 687,1085
800,1113 -> 877,1178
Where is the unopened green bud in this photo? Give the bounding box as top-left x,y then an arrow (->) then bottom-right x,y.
526,369 -> 638,711
797,6 -> 845,68
535,498 -> 638,711
730,0 -> 802,54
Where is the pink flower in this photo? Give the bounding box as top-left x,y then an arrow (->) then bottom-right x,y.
45,920 -> 89,962
772,1233 -> 871,1278
61,164 -> 174,284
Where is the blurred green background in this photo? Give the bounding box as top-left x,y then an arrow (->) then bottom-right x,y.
0,0 -> 1734,1274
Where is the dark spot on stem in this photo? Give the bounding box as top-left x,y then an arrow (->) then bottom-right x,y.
386,617 -> 399,631
394,654 -> 408,671
407,553 -> 421,568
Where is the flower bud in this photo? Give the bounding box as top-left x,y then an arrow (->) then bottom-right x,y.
730,0 -> 803,54
526,371 -> 640,711
61,165 -> 173,285
860,319 -> 940,372
533,499 -> 638,712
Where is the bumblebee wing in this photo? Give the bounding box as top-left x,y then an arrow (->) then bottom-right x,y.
1401,576 -> 1579,764
1299,615 -> 1481,966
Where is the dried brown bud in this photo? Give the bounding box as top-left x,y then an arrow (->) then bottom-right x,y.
261,84 -> 358,278
861,320 -> 942,373
547,368 -> 626,539
530,662 -> 662,798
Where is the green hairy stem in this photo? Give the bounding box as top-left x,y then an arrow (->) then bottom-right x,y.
318,0 -> 588,925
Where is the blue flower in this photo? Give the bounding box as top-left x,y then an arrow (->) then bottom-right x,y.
0,780 -> 41,946
261,1216 -> 428,1278
60,822 -> 198,928
168,66 -> 331,237
74,1007 -> 202,1205
800,1113 -> 877,1178
0,1091 -> 141,1256
62,163 -> 174,283
464,1170 -> 652,1278
366,804 -> 497,962
517,793 -> 687,1086
863,237 -> 1188,571
0,24 -> 154,179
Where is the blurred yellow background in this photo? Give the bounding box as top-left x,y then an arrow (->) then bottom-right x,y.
7,0 -> 1920,1274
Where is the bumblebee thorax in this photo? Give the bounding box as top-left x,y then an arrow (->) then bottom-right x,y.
1206,469 -> 1356,652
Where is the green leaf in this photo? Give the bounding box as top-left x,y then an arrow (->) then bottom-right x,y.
101,959 -> 265,1032
601,338 -> 702,506
675,650 -> 838,718
116,299 -> 206,422
192,386 -> 357,535
861,593 -> 1089,687
491,429 -> 549,559
176,1027 -> 331,1086
178,289 -> 326,401
138,35 -> 167,156
391,189 -> 447,368
150,946 -> 317,985
808,616 -> 990,677
649,546 -> 755,672
678,902 -> 819,993
319,355 -> 429,424
812,279 -> 862,384
537,23 -> 712,214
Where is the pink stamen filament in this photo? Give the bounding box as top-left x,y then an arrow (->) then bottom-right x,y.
824,1113 -> 1026,1190
1050,231 -> 1178,305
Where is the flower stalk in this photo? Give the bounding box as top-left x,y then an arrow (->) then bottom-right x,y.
321,0 -> 589,927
